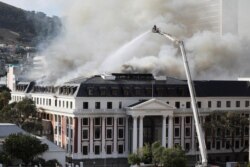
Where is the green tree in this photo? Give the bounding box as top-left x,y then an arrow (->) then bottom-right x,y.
3,133 -> 48,165
161,146 -> 187,167
0,86 -> 11,110
203,111 -> 249,161
128,153 -> 141,165
151,141 -> 164,167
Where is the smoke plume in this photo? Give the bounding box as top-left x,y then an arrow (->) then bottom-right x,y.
30,0 -> 250,84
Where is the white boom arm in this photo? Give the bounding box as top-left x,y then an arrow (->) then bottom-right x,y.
152,25 -> 207,167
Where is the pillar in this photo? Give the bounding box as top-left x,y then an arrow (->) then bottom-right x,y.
162,115 -> 167,147
113,117 -> 118,155
181,116 -> 185,149
102,117 -> 106,157
78,117 -> 81,156
192,117 -> 195,151
139,116 -> 144,148
125,116 -> 129,153
168,115 -> 173,148
89,117 -> 94,157
133,116 -> 138,152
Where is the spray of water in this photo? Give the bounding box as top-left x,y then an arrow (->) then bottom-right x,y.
28,0 -> 250,84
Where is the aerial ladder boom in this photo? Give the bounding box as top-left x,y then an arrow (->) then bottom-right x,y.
152,25 -> 207,167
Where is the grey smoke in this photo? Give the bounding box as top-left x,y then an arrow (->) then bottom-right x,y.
29,0 -> 250,84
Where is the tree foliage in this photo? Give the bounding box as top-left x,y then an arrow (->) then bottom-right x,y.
128,141 -> 187,167
3,133 -> 48,165
0,86 -> 11,110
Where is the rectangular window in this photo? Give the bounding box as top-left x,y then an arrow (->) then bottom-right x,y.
186,102 -> 190,108
185,127 -> 191,137
185,143 -> 190,151
70,102 -> 73,109
245,127 -> 249,136
94,127 -> 101,139
226,101 -> 231,107
59,100 -> 61,107
82,129 -> 89,140
217,101 -> 221,108
106,145 -> 112,154
245,101 -> 249,107
185,117 -> 191,124
118,128 -> 124,139
226,141 -> 230,149
49,99 -> 51,106
236,127 -> 240,136
206,141 -> 211,150
235,140 -> 240,149
118,144 -> 124,154
82,118 -> 89,126
55,126 -> 57,135
106,128 -> 113,139
119,101 -> 122,109
174,128 -> 180,137
94,118 -> 101,126
95,102 -> 100,109
236,101 -> 240,107
106,117 -> 113,126
66,101 -> 68,108
175,102 -> 180,108
118,118 -> 124,126
107,102 -> 112,109
59,126 -> 61,135
83,102 -> 88,109
208,101 -> 212,108
174,117 -> 179,124
94,145 -> 100,154
197,101 -> 201,108
216,141 -> 220,150
82,146 -> 88,155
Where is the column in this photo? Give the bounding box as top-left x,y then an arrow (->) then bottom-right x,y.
56,115 -> 59,145
162,115 -> 167,147
102,117 -> 106,157
181,116 -> 185,149
191,117 -> 195,152
113,116 -> 118,155
168,115 -> 173,148
139,116 -> 144,148
132,116 -> 138,152
249,115 -> 250,161
78,117 -> 81,156
89,117 -> 94,157
125,116 -> 129,154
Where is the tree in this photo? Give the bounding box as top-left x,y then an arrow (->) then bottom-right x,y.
3,133 -> 48,165
203,111 -> 249,161
161,146 -> 187,167
151,141 -> 164,167
0,86 -> 11,110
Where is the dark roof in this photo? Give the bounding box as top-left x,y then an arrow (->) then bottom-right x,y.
128,100 -> 149,107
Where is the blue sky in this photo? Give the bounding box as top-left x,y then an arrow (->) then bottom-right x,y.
0,0 -> 64,16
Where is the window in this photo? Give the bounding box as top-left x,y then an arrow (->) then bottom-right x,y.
226,141 -> 230,149
59,127 -> 61,135
49,99 -> 51,106
245,127 -> 249,135
55,115 -> 58,122
118,128 -> 124,139
236,101 -> 240,107
174,128 -> 180,137
94,145 -> 100,154
66,101 -> 68,108
82,146 -> 88,155
82,118 -> 89,126
206,141 -> 211,150
59,100 -> 61,107
185,127 -> 191,137
94,118 -> 101,126
186,102 -> 190,108
88,88 -> 94,96
82,129 -> 89,140
106,145 -> 112,154
70,102 -> 73,109
197,101 -> 201,108
185,117 -> 191,124
235,140 -> 240,149
83,102 -> 88,109
107,102 -> 112,109
95,102 -> 100,109
185,143 -> 190,151
106,117 -> 113,126
55,126 -> 57,135
175,102 -> 180,108
118,118 -> 124,126
106,129 -> 113,139
94,127 -> 101,139
118,144 -> 124,154
216,128 -> 221,137
236,127 -> 240,136
226,101 -> 231,107
245,140 -> 249,147
216,141 -> 220,150
174,117 -> 179,124
217,101 -> 221,108
208,101 -> 212,108
119,102 -> 122,109
245,101 -> 249,107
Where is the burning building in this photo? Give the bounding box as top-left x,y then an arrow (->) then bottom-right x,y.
11,73 -> 250,166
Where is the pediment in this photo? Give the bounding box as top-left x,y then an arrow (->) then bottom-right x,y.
129,98 -> 174,110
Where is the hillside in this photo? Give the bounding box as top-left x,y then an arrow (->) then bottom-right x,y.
0,1 -> 61,46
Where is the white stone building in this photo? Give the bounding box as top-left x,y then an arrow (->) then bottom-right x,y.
11,73 -> 250,166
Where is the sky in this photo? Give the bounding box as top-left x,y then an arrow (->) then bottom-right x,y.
0,0 -> 65,16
